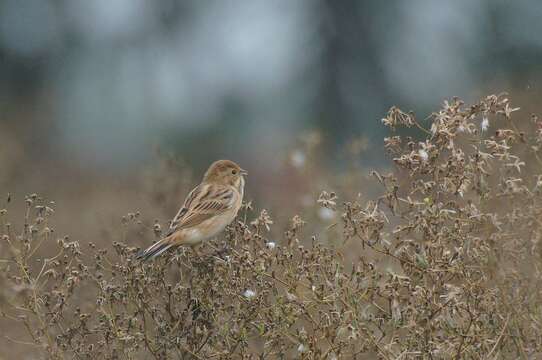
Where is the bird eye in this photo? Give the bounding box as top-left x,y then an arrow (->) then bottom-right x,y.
231,169 -> 237,175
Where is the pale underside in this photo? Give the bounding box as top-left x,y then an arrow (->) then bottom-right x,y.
167,207 -> 238,246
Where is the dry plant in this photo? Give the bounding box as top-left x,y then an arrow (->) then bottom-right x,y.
1,94 -> 542,359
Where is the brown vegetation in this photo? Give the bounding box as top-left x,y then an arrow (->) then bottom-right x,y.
1,94 -> 542,359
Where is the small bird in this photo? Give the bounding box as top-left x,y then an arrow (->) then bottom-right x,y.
136,160 -> 247,261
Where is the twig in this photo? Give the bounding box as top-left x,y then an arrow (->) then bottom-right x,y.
485,313 -> 511,360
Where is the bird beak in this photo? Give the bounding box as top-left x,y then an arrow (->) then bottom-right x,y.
240,169 -> 248,176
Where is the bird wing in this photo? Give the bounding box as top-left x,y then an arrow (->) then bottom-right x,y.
165,183 -> 236,236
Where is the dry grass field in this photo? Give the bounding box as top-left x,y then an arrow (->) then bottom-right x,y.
1,94 -> 542,359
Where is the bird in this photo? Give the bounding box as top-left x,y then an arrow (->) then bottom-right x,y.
136,160 -> 247,261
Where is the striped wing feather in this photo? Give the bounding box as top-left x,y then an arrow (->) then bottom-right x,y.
165,184 -> 235,236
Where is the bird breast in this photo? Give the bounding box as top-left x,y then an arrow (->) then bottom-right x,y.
178,207 -> 238,246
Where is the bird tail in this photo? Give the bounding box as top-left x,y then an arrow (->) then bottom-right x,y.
136,237 -> 175,261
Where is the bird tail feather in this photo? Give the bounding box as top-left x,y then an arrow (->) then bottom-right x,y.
136,238 -> 174,261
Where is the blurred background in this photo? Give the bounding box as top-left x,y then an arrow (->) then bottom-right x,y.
1,2 -> 542,356
1,0 -> 542,234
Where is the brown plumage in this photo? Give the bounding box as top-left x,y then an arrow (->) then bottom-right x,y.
136,160 -> 246,261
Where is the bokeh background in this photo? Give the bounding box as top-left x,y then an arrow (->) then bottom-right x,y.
1,1 -> 542,357
2,0 -> 542,244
